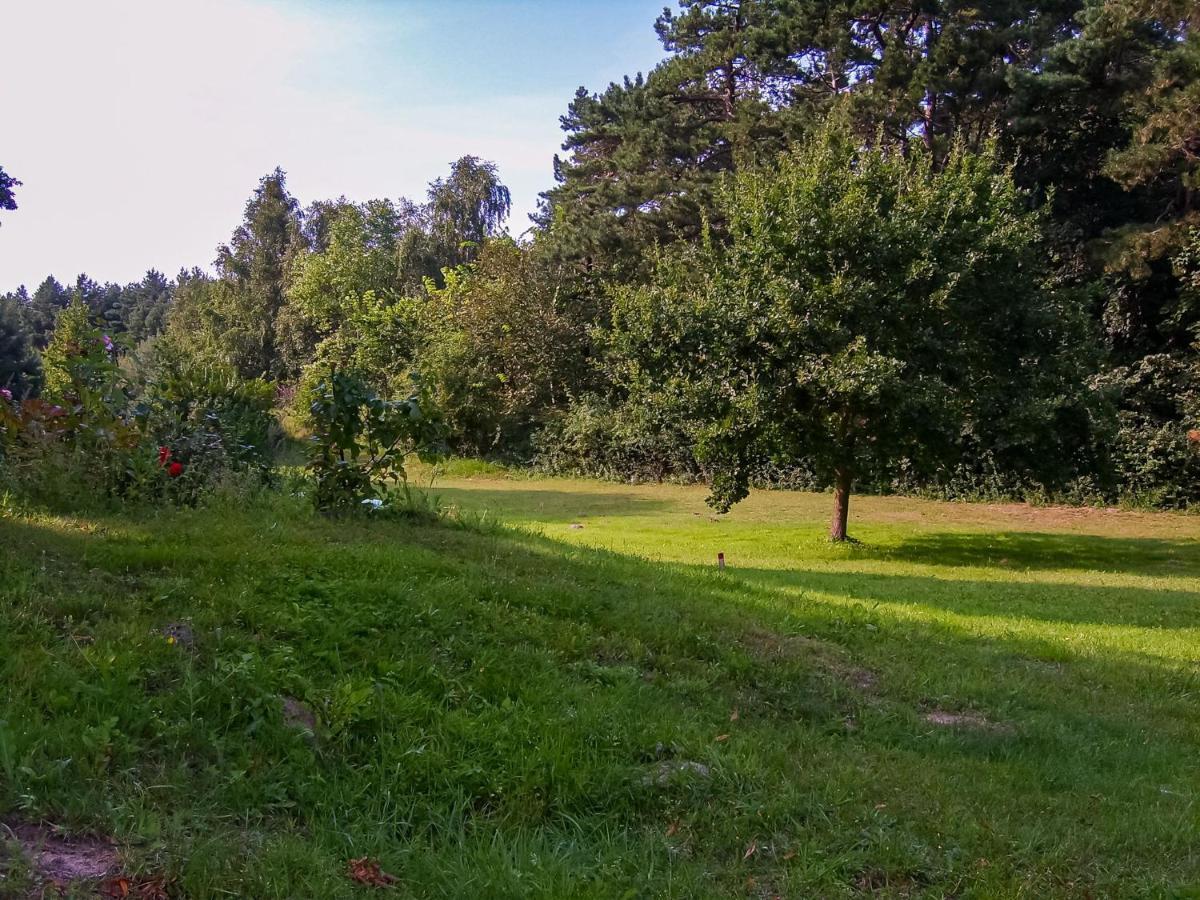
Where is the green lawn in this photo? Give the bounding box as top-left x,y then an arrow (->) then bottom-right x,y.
1,473 -> 1198,897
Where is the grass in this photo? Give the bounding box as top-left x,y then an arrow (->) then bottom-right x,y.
0,472 -> 1198,897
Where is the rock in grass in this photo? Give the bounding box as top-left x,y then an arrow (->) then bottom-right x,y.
644,760 -> 711,787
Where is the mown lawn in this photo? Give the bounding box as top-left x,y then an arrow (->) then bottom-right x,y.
1,473 -> 1198,898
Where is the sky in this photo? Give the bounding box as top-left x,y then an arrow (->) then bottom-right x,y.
0,0 -> 667,293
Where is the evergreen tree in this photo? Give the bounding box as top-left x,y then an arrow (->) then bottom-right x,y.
27,276 -> 72,347
0,296 -> 40,398
119,269 -> 173,343
213,168 -> 304,379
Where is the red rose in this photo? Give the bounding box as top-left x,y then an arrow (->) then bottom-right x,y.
168,461 -> 184,478
157,446 -> 171,465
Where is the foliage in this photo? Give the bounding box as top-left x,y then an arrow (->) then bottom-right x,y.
534,394 -> 703,482
278,201 -> 409,376
39,299 -> 123,412
426,156 -> 512,272
2,304 -> 274,509
1095,353 -> 1200,506
135,336 -> 276,474
609,125 -> 1100,537
209,168 -> 304,380
307,370 -> 443,512
420,239 -> 587,457
0,296 -> 40,398
0,164 -> 18,224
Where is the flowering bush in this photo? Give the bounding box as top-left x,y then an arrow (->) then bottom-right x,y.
2,308 -> 277,509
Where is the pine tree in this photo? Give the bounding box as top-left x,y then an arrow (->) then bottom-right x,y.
0,296 -> 40,398
213,168 -> 304,379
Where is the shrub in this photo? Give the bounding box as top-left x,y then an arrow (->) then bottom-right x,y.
1097,354 -> 1200,507
136,338 -> 276,475
419,239 -> 587,458
2,312 -> 277,510
307,370 -> 444,512
533,395 -> 702,482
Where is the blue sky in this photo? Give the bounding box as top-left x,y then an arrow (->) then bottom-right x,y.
0,0 -> 667,292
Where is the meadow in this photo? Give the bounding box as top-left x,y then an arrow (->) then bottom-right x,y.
1,471 -> 1198,897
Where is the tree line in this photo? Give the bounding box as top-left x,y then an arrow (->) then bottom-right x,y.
1,0 -> 1197,532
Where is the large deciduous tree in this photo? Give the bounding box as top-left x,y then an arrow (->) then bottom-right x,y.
610,124 -> 1097,540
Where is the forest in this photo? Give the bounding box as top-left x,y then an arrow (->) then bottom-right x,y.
1,0 -> 1198,524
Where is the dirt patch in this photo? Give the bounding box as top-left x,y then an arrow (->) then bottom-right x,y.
924,708 -> 1014,734
158,621 -> 195,649
282,696 -> 317,734
2,821 -> 120,887
742,627 -> 879,694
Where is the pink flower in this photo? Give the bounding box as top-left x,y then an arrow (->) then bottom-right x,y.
102,334 -> 115,353
0,388 -> 11,402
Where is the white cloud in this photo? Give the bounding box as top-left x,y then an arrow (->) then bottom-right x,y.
0,0 -> 570,290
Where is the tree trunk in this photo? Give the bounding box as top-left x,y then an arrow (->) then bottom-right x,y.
830,468 -> 851,542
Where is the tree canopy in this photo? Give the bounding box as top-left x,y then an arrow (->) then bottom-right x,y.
609,126 -> 1098,538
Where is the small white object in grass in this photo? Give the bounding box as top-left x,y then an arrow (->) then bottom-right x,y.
362,498 -> 385,510
570,523 -> 585,529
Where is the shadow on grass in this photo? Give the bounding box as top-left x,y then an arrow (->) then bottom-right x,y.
1,507 -> 1198,895
878,530 -> 1200,576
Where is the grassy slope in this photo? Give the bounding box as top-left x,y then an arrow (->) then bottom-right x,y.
0,474 -> 1198,898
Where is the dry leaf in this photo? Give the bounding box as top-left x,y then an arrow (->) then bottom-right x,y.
729,708 -> 739,722
743,839 -> 758,859
347,857 -> 398,888
666,820 -> 680,837
100,875 -> 170,900
782,849 -> 797,861
714,733 -> 730,742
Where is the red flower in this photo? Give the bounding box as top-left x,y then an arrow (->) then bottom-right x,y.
168,461 -> 184,478
157,446 -> 171,466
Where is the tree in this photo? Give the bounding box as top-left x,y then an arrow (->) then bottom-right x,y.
1099,0 -> 1199,267
213,168 -> 304,379
0,296 -> 40,398
425,156 -> 511,273
610,125 -> 1096,540
0,165 -> 19,226
420,239 -> 588,455
279,199 -> 412,378
26,276 -> 72,347
120,269 -> 173,343
540,0 -> 1088,287
537,74 -> 731,285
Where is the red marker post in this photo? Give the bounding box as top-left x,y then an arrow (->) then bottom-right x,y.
717,552 -> 725,570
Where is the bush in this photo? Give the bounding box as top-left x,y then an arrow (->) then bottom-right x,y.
136,338 -> 276,475
306,370 -> 444,512
419,239 -> 588,458
1,312 -> 278,510
533,395 -> 702,482
1097,354 -> 1200,507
